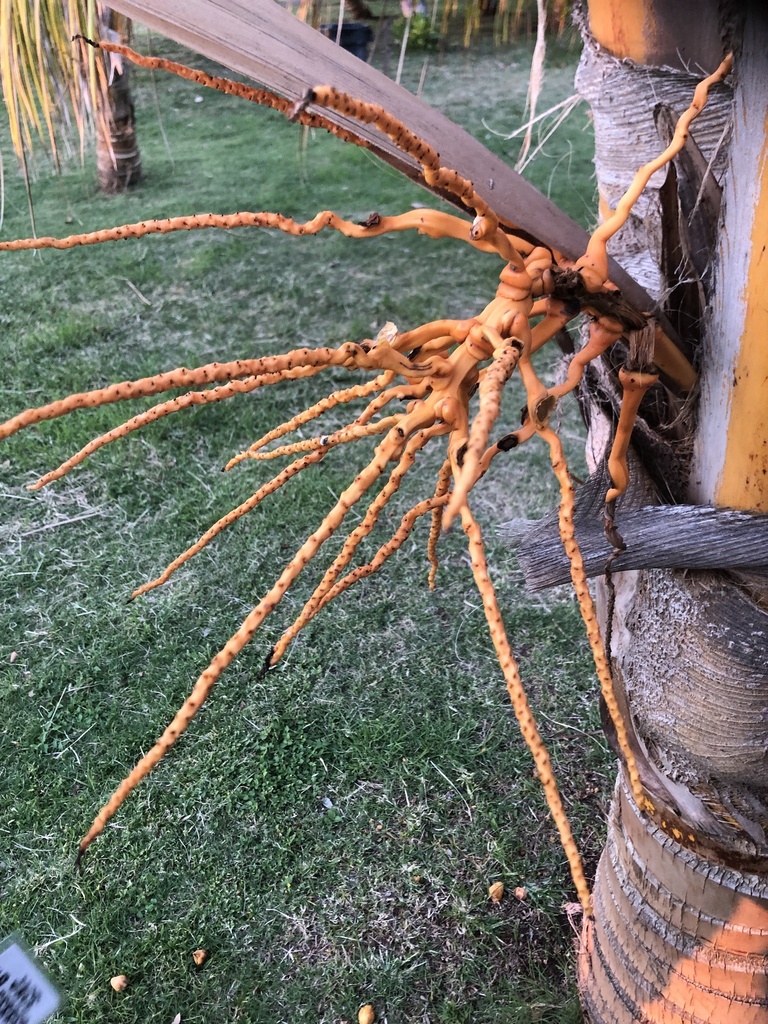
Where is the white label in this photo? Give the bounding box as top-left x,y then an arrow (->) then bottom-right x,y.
0,941 -> 61,1024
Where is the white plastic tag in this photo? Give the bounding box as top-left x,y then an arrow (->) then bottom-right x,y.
0,936 -> 61,1024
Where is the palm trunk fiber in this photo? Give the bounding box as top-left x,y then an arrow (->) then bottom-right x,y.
581,774 -> 768,1023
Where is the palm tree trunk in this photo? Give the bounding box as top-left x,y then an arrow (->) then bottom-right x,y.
581,777 -> 768,1022
575,3 -> 768,1019
96,11 -> 142,193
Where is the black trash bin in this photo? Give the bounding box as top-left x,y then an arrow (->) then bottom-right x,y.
321,22 -> 374,61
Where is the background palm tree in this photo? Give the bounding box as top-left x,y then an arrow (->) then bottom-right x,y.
0,0 -> 141,194
93,6 -> 142,191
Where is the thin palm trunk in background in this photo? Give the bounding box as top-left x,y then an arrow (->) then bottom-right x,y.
0,1 -> 141,193
95,9 -> 141,191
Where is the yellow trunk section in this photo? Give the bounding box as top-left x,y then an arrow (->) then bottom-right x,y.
587,0 -> 652,62
715,123 -> 768,513
587,0 -> 725,75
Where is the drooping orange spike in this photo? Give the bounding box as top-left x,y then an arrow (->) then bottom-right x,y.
443,329 -> 523,527
270,425 -> 447,665
540,427 -> 648,815
80,37 -> 368,149
352,382 -> 428,426
460,501 -> 592,914
131,448 -> 328,600
29,368 -> 324,490
0,345 -> 360,439
428,460 -> 453,590
547,315 -> 624,400
225,372 -> 394,470
605,367 -> 659,505
78,424 -> 408,859
246,416 -> 402,462
0,341 -> 438,442
0,207 -> 505,257
271,492 -> 451,658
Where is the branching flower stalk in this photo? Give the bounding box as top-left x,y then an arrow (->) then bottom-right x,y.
0,42 -> 732,910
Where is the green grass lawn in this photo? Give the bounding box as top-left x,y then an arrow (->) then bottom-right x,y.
0,32 -> 611,1024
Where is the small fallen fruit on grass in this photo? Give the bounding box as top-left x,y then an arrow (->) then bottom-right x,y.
514,886 -> 527,901
110,974 -> 128,992
358,1004 -> 376,1024
488,881 -> 504,903
192,948 -> 208,966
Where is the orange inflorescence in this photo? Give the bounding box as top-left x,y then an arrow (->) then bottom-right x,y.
0,43 -> 732,904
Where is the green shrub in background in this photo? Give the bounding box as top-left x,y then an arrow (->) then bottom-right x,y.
392,12 -> 440,51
